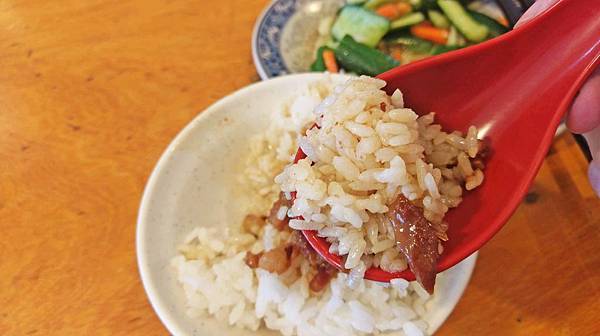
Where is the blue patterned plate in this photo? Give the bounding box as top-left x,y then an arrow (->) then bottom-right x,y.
252,0 -> 344,80
252,0 -> 507,80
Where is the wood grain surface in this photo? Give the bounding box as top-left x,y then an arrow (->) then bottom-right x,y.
0,1 -> 598,335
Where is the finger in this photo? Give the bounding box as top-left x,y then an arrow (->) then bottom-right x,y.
514,0 -> 560,28
583,128 -> 600,163
567,69 -> 600,134
589,160 -> 600,196
582,128 -> 600,196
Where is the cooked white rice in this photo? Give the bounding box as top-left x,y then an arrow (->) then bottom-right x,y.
275,76 -> 483,273
173,225 -> 433,336
173,75 -> 483,336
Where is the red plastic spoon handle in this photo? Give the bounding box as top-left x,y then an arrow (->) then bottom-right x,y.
492,0 -> 600,122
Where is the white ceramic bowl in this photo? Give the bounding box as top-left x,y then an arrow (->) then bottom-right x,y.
136,73 -> 478,336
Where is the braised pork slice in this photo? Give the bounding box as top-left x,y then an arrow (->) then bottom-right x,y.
385,195 -> 439,294
289,230 -> 338,292
268,192 -> 292,231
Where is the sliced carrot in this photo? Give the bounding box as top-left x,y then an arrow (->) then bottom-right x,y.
497,16 -> 509,27
376,3 -> 401,20
389,46 -> 403,62
410,22 -> 449,45
396,2 -> 412,17
322,50 -> 338,73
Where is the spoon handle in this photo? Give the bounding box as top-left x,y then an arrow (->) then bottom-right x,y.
513,0 -> 600,95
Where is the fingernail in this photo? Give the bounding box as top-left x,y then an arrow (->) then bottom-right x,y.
589,160 -> 600,197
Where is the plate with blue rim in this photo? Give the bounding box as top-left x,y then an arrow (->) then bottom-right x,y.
251,0 -> 506,80
252,0 -> 345,80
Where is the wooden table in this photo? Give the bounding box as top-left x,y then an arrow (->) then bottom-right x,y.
1,1 -> 598,335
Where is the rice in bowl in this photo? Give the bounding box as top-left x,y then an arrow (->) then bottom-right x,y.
172,75 -> 485,336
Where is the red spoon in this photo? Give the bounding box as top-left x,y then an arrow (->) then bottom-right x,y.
295,0 -> 600,282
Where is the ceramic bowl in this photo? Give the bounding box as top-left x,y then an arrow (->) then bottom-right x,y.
137,73 -> 478,335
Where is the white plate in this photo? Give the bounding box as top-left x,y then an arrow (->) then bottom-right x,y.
136,73 -> 478,336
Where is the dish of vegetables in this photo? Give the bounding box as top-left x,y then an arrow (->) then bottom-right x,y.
310,0 -> 509,76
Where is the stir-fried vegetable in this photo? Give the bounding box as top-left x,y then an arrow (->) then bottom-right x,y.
390,12 -> 425,30
410,22 -> 449,44
396,2 -> 413,17
335,35 -> 399,76
322,49 -> 339,73
310,46 -> 329,72
430,44 -> 461,55
376,2 -> 413,20
427,9 -> 450,28
310,0 -> 510,76
364,0 -> 396,10
438,0 -> 488,42
387,32 -> 433,53
331,6 -> 390,48
376,3 -> 401,19
467,9 -> 509,37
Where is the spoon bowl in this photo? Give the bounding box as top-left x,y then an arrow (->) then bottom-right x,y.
298,0 -> 600,282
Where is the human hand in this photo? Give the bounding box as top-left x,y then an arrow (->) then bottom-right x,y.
516,0 -> 600,196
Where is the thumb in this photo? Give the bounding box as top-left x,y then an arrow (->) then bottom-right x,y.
514,0 -> 560,28
583,128 -> 600,196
